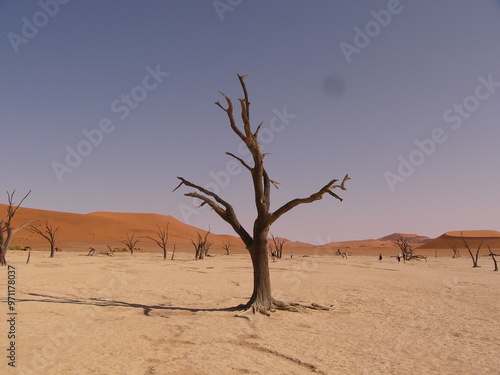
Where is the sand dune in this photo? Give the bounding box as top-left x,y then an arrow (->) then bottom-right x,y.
419,230 -> 500,250
444,230 -> 500,238
2,204 -> 498,258
0,204 -> 244,252
377,233 -> 432,244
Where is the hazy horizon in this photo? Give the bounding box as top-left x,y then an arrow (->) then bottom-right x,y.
1,1 -> 499,243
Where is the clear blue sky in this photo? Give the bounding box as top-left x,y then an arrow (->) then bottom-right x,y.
1,0 -> 499,243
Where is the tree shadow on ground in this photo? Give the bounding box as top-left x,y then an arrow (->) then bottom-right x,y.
17,292 -> 245,316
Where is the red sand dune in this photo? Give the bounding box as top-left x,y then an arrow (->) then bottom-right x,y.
0,204 -> 244,252
419,230 -> 500,250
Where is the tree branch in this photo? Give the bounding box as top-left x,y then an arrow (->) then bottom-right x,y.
270,174 -> 350,224
215,92 -> 246,141
226,152 -> 252,172
175,177 -> 253,247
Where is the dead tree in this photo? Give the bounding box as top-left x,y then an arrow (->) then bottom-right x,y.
0,190 -> 32,266
222,240 -> 232,255
487,245 -> 498,272
87,247 -> 96,256
450,244 -> 460,258
119,232 -> 141,255
396,234 -> 415,261
271,234 -> 287,259
461,232 -> 481,268
145,223 -> 170,260
26,249 -> 31,264
28,220 -> 60,258
174,75 -> 349,314
192,230 -> 213,260
171,243 -> 176,260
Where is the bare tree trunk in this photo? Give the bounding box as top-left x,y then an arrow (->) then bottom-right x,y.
247,231 -> 273,310
488,246 -> 498,272
50,244 -> 55,258
461,232 -> 481,268
171,244 -> 176,260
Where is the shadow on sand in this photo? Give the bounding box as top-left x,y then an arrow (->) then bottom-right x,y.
18,292 -> 244,317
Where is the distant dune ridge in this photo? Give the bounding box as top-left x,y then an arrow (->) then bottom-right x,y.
1,204 -> 499,255
0,204 -> 243,252
419,230 -> 500,250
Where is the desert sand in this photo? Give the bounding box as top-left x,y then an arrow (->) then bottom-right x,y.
1,250 -> 498,375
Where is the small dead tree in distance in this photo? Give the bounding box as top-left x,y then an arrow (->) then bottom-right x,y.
450,244 -> 460,258
396,233 -> 414,261
145,223 -> 170,260
461,231 -> 481,268
174,75 -> 349,315
192,229 -> 213,260
28,220 -> 60,258
171,243 -> 176,260
487,245 -> 498,272
119,232 -> 141,255
271,234 -> 287,259
222,240 -> 232,255
0,190 -> 32,266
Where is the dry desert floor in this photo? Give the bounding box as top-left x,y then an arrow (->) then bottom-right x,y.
1,251 -> 499,375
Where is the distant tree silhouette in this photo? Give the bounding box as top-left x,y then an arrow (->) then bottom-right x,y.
28,220 -> 60,258
461,232 -> 481,268
450,243 -> 460,258
396,234 -> 414,261
271,234 -> 287,259
191,229 -> 213,260
0,190 -> 32,266
222,240 -> 232,255
145,223 -> 170,260
119,232 -> 141,255
487,245 -> 498,272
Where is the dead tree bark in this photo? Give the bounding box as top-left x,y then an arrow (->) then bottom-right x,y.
0,190 -> 32,266
271,234 -> 287,259
222,240 -> 232,255
487,245 -> 498,272
174,75 -> 349,314
119,232 -> 141,255
145,223 -> 170,260
461,232 -> 481,268
28,220 -> 60,258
